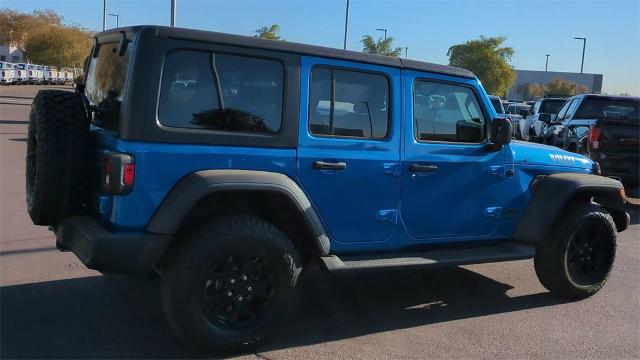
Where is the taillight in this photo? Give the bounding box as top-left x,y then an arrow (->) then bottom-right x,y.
29,70 -> 32,76
102,153 -> 135,195
588,126 -> 601,150
122,163 -> 135,187
1,71 -> 4,77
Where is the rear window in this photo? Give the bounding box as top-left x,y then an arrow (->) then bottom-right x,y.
158,50 -> 284,134
539,99 -> 566,114
84,41 -> 134,129
574,98 -> 639,120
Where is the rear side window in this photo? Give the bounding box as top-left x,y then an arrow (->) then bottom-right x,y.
539,99 -> 566,114
158,50 -> 284,133
413,81 -> 485,143
309,67 -> 389,139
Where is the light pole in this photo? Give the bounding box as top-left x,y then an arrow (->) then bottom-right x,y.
108,13 -> 119,28
343,0 -> 349,50
171,0 -> 177,26
545,54 -> 549,71
376,28 -> 387,41
102,0 -> 107,31
574,37 -> 587,73
404,47 -> 408,59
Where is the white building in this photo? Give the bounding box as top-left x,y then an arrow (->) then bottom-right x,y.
0,45 -> 24,63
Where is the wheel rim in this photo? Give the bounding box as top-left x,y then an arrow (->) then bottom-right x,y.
201,254 -> 275,330
565,222 -> 614,286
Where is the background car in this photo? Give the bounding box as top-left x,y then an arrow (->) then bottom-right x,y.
523,96 -> 567,142
489,95 -> 517,137
505,103 -> 531,139
0,61 -> 15,85
559,94 -> 639,187
12,64 -> 26,84
34,65 -> 45,84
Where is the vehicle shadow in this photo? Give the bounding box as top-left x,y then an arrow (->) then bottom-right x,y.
0,264 -> 569,359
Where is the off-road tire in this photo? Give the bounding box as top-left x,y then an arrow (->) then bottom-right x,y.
161,215 -> 302,354
534,202 -> 617,299
26,90 -> 91,226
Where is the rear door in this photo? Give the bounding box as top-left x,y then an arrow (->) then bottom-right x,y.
296,56 -> 402,244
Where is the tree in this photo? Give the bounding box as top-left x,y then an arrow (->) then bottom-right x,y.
546,77 -> 589,96
0,9 -> 63,53
254,24 -> 282,40
525,83 -> 546,99
447,36 -> 515,97
360,35 -> 402,57
23,25 -> 91,68
0,8 -> 91,67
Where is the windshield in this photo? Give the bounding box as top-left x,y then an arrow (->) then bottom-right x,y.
540,99 -> 566,114
574,98 -> 639,120
490,98 -> 504,113
84,40 -> 134,129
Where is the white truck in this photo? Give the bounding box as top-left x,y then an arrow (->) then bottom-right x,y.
0,61 -> 15,84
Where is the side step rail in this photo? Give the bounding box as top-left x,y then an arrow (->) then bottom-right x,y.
321,242 -> 535,272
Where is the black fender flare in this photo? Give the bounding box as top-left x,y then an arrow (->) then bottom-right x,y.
146,170 -> 330,255
514,173 -> 629,244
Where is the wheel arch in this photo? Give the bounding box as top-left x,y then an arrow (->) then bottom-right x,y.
514,173 -> 629,244
147,170 -> 330,259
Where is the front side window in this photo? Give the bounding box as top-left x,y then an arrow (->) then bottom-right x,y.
565,99 -> 582,120
413,81 -> 485,143
555,99 -> 574,120
309,67 -> 389,139
158,50 -> 284,133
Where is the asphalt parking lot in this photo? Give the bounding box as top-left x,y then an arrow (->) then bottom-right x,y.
1,85 -> 639,359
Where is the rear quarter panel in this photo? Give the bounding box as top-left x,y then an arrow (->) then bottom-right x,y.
92,128 -> 297,231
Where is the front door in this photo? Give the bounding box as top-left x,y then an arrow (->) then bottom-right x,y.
401,72 -> 511,241
296,57 -> 401,244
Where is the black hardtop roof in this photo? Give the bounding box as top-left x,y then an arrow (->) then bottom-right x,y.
96,25 -> 476,79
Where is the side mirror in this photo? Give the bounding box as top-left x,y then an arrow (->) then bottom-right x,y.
519,109 -> 528,117
490,118 -> 512,146
539,113 -> 552,124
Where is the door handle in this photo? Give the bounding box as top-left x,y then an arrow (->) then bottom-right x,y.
409,163 -> 438,173
313,161 -> 347,171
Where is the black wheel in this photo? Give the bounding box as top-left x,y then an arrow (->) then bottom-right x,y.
161,215 -> 302,354
26,90 -> 91,226
534,202 -> 616,299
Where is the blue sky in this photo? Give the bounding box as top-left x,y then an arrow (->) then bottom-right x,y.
5,0 -> 640,95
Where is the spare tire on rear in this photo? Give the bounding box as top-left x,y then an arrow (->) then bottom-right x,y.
26,90 -> 92,226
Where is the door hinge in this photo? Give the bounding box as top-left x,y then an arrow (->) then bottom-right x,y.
488,165 -> 514,178
376,209 -> 398,224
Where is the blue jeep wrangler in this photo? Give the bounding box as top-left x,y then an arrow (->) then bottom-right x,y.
26,26 -> 629,353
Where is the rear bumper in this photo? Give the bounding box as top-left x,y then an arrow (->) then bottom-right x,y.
597,154 -> 639,186
56,216 -> 172,275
